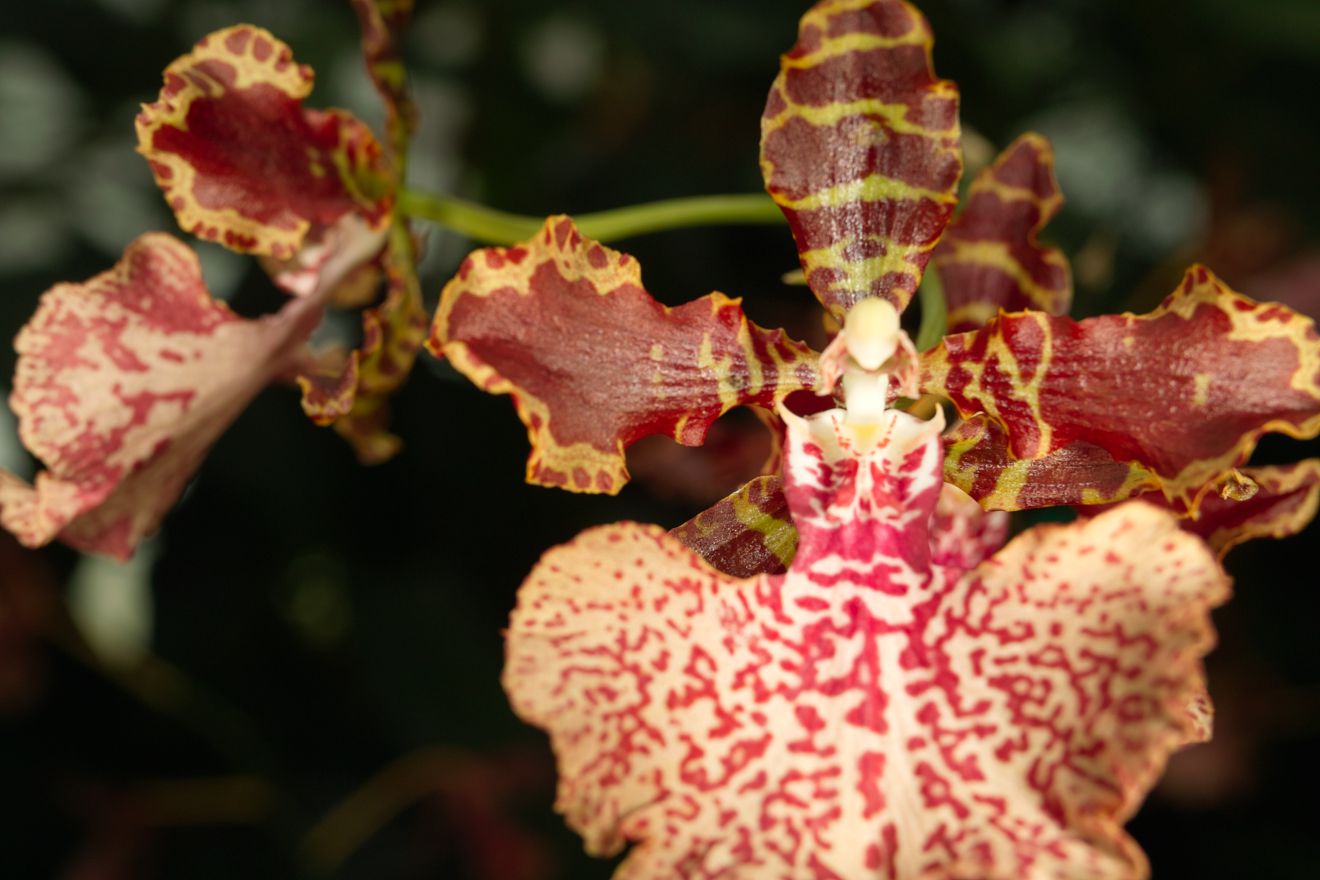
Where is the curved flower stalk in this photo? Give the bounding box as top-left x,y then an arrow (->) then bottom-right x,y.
504,302 -> 1230,879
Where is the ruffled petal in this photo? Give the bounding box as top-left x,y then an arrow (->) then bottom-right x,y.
931,133 -> 1072,333
136,25 -> 392,262
923,266 -> 1320,511
505,392 -> 1225,878
1081,460 -> 1320,559
430,216 -> 820,494
0,234 -> 320,559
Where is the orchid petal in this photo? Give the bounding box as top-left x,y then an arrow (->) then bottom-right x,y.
429,217 -> 820,494
670,474 -> 796,577
931,133 -> 1072,333
136,25 -> 392,262
1082,460 -> 1320,559
942,414 -> 1159,510
0,234 -> 320,559
761,0 -> 962,318
923,266 -> 1320,511
505,391 -> 1226,878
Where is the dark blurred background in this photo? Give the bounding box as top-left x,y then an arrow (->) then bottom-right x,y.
2,0 -> 1319,877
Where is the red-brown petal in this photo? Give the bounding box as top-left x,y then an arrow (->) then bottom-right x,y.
932,133 -> 1072,332
0,234 -> 321,559
923,265 -> 1320,510
760,0 -> 962,318
943,413 -> 1159,510
1082,460 -> 1320,559
669,474 -> 796,577
1186,461 -> 1320,555
296,349 -> 360,426
136,25 -> 392,262
428,216 -> 821,494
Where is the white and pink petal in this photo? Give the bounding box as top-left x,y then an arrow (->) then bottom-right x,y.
0,233 -> 322,559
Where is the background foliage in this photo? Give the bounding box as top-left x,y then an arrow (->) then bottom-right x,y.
2,0 -> 1319,877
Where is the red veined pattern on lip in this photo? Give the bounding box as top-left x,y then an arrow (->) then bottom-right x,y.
503,393 -> 1227,879
931,132 -> 1072,333
0,234 -> 323,559
921,265 -> 1320,512
428,216 -> 821,494
760,0 -> 963,319
136,25 -> 392,264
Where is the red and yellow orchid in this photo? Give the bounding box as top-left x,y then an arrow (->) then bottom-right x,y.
505,303 -> 1227,879
0,0 -> 1316,872
425,0 -> 1320,876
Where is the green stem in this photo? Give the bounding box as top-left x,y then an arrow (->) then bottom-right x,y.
397,190 -> 785,244
914,269 -> 948,352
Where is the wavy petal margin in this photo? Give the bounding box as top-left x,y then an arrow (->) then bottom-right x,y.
350,0 -> 416,138
136,25 -> 392,261
333,250 -> 429,464
0,234 -> 320,559
761,0 -> 962,318
1082,460 -> 1320,560
932,132 -> 1072,332
428,216 -> 820,494
504,397 -> 1228,878
923,265 -> 1320,510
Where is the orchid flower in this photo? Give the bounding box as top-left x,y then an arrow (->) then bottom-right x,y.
0,4 -> 424,558
503,300 -> 1228,878
432,0 -> 1320,576
424,0 -> 1320,876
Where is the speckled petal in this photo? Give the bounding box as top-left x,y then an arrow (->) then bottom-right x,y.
504,395 -> 1226,878
136,25 -> 392,261
0,234 -> 321,559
